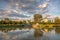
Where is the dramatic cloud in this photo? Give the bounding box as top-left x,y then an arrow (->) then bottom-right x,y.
37,0 -> 50,14
38,2 -> 48,8
1,0 -> 59,20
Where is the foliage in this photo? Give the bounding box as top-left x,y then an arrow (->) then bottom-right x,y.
55,17 -> 60,23
34,14 -> 42,23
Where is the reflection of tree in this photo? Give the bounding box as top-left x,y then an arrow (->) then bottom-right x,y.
34,29 -> 43,38
55,28 -> 60,34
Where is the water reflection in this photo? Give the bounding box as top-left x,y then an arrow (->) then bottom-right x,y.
55,27 -> 60,34
34,29 -> 43,38
0,27 -> 60,40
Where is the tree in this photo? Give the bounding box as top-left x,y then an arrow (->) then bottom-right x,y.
4,18 -> 9,21
55,17 -> 60,23
4,18 -> 10,24
34,14 -> 42,23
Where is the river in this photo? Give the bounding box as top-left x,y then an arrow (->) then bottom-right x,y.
0,27 -> 60,40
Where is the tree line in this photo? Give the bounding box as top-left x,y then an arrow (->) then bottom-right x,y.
0,18 -> 31,24
0,14 -> 60,24
34,14 -> 60,23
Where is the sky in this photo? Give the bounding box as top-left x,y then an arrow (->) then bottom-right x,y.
0,0 -> 60,20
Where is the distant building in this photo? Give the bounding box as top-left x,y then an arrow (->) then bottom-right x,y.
43,18 -> 48,22
41,18 -> 48,23
48,18 -> 55,23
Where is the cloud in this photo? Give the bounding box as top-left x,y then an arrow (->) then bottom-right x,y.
0,0 -> 51,20
0,9 -> 31,20
8,13 -> 30,18
38,2 -> 49,8
36,0 -> 50,14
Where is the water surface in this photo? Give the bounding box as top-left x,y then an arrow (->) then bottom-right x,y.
0,28 -> 60,40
